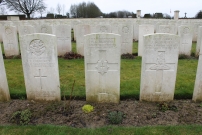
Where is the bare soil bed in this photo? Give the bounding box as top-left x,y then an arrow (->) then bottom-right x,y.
0,99 -> 202,128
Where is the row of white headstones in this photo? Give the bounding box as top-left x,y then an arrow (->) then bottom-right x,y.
2,23 -> 202,58
0,19 -> 201,103
1,31 -> 202,103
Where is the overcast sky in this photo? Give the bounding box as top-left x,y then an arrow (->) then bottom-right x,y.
7,0 -> 202,18
45,0 -> 202,18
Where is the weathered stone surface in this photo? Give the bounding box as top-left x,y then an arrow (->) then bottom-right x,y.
196,26 -> 202,57
174,10 -> 180,20
20,34 -> 60,101
111,22 -> 122,35
0,46 -> 10,101
39,24 -> 53,34
94,25 -> 111,33
2,26 -> 19,57
18,25 -> 35,37
76,24 -> 91,56
121,22 -> 133,54
84,33 -> 121,103
192,23 -> 202,42
157,25 -> 176,34
53,25 -> 71,56
193,45 -> 202,101
7,16 -> 19,21
178,25 -> 193,55
138,25 -> 154,56
140,34 -> 180,101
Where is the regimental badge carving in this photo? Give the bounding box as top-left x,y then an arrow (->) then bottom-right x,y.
122,26 -> 129,34
96,60 -> 109,75
29,39 -> 46,56
5,28 -> 12,35
183,27 -> 190,34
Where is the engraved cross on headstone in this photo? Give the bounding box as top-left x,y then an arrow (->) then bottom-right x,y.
87,50 -> 118,95
146,51 -> 175,93
34,69 -> 47,90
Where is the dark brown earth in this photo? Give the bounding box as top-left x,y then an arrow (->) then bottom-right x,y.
0,99 -> 202,128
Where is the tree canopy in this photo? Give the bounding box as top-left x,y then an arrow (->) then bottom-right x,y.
70,2 -> 102,18
195,10 -> 202,18
4,0 -> 46,19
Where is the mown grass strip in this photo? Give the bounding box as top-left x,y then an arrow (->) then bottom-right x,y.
0,125 -> 202,135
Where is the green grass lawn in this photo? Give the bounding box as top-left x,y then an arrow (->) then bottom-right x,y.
1,125 -> 202,135
2,41 -> 198,99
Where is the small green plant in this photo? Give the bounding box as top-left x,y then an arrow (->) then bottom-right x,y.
107,111 -> 124,124
158,102 -> 169,112
158,102 -> 178,112
82,104 -> 94,113
10,109 -> 32,125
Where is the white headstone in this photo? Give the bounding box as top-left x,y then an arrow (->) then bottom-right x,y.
111,22 -> 122,35
178,25 -> 193,55
7,16 -> 19,21
155,21 -> 168,33
0,46 -> 10,101
133,20 -> 142,41
54,25 -> 71,56
121,22 -> 133,54
157,25 -> 176,34
136,10 -> 141,19
0,23 -> 4,42
193,45 -> 202,101
39,24 -> 53,34
76,24 -> 91,56
2,26 -> 19,57
20,34 -> 61,101
29,20 -> 40,33
196,26 -> 202,57
140,34 -> 180,101
84,33 -> 121,103
138,25 -> 154,56
192,23 -> 202,42
174,10 -> 180,20
94,25 -> 111,33
18,25 -> 35,37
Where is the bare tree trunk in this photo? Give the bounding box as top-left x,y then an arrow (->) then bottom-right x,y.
27,13 -> 30,19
